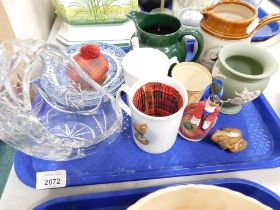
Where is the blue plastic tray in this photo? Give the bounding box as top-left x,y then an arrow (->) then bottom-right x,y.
33,178 -> 280,210
14,94 -> 280,188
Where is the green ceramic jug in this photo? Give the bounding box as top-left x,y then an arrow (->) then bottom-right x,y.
127,11 -> 204,62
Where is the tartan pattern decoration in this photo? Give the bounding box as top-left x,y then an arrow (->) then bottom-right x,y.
133,82 -> 183,117
73,53 -> 109,85
67,66 -> 106,90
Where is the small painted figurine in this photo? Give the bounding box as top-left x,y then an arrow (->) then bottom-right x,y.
210,128 -> 247,153
179,94 -> 221,141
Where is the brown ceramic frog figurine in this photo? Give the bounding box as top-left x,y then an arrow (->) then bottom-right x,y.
210,128 -> 247,153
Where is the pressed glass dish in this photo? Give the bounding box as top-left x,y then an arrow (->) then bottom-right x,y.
0,39 -> 123,161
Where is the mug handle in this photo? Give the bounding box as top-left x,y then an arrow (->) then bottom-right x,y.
129,33 -> 140,50
116,84 -> 131,116
253,14 -> 280,34
167,56 -> 179,76
253,14 -> 280,48
169,56 -> 179,66
178,28 -> 204,62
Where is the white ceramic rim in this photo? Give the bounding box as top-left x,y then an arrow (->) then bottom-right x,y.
127,77 -> 188,121
209,1 -> 257,24
171,62 -> 212,92
122,48 -> 170,78
127,184 -> 271,210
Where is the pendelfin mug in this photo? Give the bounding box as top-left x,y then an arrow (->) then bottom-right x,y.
116,77 -> 188,154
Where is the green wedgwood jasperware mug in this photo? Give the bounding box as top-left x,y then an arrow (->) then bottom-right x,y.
127,11 -> 204,62
212,43 -> 278,114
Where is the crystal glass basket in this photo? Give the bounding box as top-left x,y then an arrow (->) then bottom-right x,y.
0,39 -> 123,161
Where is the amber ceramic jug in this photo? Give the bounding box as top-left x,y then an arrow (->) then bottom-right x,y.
196,0 -> 280,70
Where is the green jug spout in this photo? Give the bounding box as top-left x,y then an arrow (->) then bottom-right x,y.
127,11 -> 148,27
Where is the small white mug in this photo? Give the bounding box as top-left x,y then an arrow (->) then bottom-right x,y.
116,77 -> 188,154
121,48 -> 178,87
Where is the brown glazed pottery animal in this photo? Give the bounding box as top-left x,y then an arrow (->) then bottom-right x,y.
210,128 -> 247,153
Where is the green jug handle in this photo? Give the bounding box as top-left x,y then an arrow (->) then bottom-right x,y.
178,28 -> 204,62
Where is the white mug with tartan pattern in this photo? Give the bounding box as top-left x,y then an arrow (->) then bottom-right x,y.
116,77 -> 188,154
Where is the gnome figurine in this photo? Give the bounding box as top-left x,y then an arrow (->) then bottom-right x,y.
179,94 -> 221,141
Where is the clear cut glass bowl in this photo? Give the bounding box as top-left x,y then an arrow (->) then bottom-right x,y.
0,39 -> 123,161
